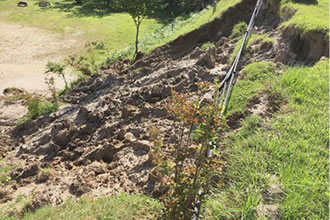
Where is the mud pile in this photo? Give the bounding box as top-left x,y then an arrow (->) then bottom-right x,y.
0,0 -> 328,212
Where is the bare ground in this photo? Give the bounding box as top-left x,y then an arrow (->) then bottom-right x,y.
0,21 -> 84,95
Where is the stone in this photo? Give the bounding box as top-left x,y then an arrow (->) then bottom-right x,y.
196,49 -> 215,69
124,132 -> 136,143
190,47 -> 204,59
17,1 -> 28,7
11,163 -> 39,180
69,181 -> 90,197
132,140 -> 152,152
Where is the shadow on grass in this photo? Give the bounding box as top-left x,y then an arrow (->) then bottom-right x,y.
40,0 -> 209,24
291,0 -> 318,5
48,0 -> 124,18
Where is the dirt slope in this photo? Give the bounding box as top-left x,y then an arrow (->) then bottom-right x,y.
0,0 -> 328,215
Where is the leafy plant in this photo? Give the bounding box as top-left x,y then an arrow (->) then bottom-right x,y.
45,62 -> 68,89
150,83 -> 225,219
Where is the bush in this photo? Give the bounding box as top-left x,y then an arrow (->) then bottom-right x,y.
151,83 -> 225,219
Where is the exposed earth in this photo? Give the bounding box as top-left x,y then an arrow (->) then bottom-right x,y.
0,21 -> 83,94
0,0 -> 328,217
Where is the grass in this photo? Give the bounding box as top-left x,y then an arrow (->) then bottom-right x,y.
0,0 -> 242,63
2,193 -> 162,220
203,59 -> 329,219
1,194 -> 33,218
16,96 -> 58,126
229,33 -> 274,63
226,61 -> 277,116
230,21 -> 247,39
280,0 -> 329,34
201,41 -> 216,51
0,160 -> 18,185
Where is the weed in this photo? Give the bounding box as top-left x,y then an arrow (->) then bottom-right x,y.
45,62 -> 68,90
0,161 -> 18,185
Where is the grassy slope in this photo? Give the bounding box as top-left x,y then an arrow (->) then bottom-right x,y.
281,0 -> 329,34
204,59 -> 329,219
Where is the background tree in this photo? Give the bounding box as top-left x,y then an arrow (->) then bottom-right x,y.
119,0 -> 155,58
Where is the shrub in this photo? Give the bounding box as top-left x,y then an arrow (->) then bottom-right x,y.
151,82 -> 225,219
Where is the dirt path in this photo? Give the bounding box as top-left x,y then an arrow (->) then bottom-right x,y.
0,21 -> 84,95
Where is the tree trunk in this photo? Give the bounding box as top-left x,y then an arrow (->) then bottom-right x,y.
135,22 -> 140,59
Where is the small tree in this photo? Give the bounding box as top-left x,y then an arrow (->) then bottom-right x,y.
150,82 -> 225,219
45,62 -> 68,89
119,0 -> 154,59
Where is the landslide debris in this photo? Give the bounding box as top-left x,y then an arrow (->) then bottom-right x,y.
0,0 -> 328,215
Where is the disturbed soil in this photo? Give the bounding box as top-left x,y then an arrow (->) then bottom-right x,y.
0,0 -> 328,216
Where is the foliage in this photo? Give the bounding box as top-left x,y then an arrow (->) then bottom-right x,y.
118,0 -> 159,57
230,21 -> 247,39
150,83 -> 225,219
45,62 -> 68,89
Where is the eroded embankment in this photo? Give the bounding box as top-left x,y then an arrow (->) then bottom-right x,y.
0,0 -> 328,216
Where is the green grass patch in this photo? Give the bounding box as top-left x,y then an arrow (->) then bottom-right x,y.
230,21 -> 247,39
3,193 -> 162,220
201,41 -> 216,51
204,59 -> 329,219
0,0 -> 242,64
229,33 -> 274,63
226,61 -> 277,116
280,0 -> 329,34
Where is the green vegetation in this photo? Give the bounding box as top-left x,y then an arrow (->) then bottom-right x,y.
0,161 -> 17,185
1,194 -> 33,218
152,87 -> 224,219
230,21 -> 247,39
0,0 -> 241,63
3,194 -> 162,220
203,59 -> 329,219
201,41 -> 216,51
280,0 -> 329,34
226,61 -> 277,116
230,33 -> 274,63
17,96 -> 58,126
45,62 -> 68,89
